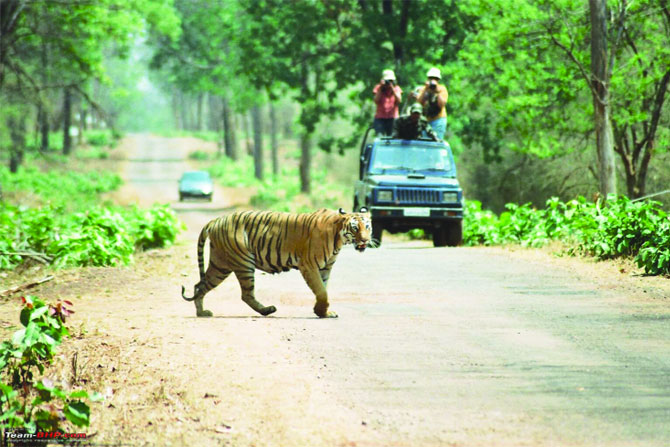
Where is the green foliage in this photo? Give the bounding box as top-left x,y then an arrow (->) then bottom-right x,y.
208,156 -> 259,188
636,220 -> 670,275
0,165 -> 121,209
188,150 -> 212,161
0,161 -> 184,270
0,204 -> 184,270
126,204 -> 185,251
464,196 -> 670,276
0,297 -> 101,436
208,155 -> 349,213
85,129 -> 118,148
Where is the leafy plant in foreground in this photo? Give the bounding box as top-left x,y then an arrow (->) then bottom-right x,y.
0,297 -> 101,438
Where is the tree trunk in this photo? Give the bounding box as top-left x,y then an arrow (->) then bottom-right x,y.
179,91 -> 188,131
270,103 -> 279,177
299,133 -> 311,194
38,104 -> 49,152
252,104 -> 263,181
589,0 -> 617,197
244,111 -> 253,156
77,100 -> 85,146
229,112 -> 239,161
38,36 -> 49,152
172,92 -> 181,130
196,93 -> 203,131
8,112 -> 26,173
62,87 -> 72,155
207,94 -> 219,132
222,96 -> 237,159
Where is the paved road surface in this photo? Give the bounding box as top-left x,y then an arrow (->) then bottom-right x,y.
120,134 -> 669,446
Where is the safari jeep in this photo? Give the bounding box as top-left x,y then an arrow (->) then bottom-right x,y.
353,131 -> 464,247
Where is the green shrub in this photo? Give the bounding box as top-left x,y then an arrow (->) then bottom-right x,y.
0,165 -> 121,209
0,297 -> 101,436
464,195 -> 670,276
189,150 -> 211,161
636,219 -> 670,275
85,130 -> 114,147
126,204 -> 185,251
0,204 -> 184,270
208,155 -> 259,188
463,200 -> 501,246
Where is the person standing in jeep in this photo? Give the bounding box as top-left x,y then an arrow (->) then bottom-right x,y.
416,67 -> 448,140
372,69 -> 402,136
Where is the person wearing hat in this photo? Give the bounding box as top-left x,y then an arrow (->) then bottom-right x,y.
391,102 -> 439,141
372,69 -> 403,136
416,67 -> 448,139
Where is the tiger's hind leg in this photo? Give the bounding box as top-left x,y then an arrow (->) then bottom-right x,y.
234,270 -> 277,316
193,264 -> 232,317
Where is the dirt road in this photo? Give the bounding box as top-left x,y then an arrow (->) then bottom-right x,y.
4,134 -> 669,446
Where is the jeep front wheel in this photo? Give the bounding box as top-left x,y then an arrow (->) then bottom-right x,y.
432,228 -> 448,247
445,220 -> 463,247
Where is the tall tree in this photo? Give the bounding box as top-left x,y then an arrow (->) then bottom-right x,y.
448,0 -> 669,200
589,0 -> 617,196
0,0 -> 180,168
251,104 -> 263,180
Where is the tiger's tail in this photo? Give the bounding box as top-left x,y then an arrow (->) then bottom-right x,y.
181,220 -> 212,301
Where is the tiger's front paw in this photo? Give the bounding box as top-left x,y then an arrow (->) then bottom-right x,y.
314,302 -> 337,318
197,309 -> 213,317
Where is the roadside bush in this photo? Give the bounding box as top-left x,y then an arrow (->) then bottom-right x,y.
0,204 -> 184,270
0,296 -> 101,437
464,195 -> 670,276
209,155 -> 258,187
1,159 -> 184,270
0,165 -> 121,209
574,197 -> 665,259
188,150 -> 211,161
85,129 -> 117,148
636,219 -> 670,275
463,200 -> 501,245
126,204 -> 185,251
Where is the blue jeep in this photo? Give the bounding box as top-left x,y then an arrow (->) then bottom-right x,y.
354,131 -> 464,247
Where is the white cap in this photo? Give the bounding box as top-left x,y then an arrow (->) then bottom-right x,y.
382,69 -> 396,81
426,67 -> 441,80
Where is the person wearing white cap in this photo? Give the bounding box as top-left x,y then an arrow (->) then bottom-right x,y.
372,68 -> 402,136
417,67 -> 448,139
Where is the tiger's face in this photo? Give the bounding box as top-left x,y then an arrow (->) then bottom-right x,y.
341,212 -> 372,252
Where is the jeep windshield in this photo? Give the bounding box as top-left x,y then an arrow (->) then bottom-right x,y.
368,141 -> 454,176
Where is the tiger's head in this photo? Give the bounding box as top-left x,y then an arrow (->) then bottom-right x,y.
338,208 -> 372,252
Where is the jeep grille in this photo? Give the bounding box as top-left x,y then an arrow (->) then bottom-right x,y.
397,188 -> 440,204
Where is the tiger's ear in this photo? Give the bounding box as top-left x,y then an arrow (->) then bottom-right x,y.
338,208 -> 347,215
359,206 -> 368,213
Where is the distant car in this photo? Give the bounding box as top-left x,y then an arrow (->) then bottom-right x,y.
179,170 -> 213,201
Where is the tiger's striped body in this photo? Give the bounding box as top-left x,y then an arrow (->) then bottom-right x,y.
181,208 -> 371,318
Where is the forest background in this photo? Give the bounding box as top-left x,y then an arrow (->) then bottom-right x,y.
1,0 -> 670,217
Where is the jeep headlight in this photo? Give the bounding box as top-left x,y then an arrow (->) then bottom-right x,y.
377,190 -> 393,202
442,192 -> 458,203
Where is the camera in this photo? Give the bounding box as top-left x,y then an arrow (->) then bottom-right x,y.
429,81 -> 437,90
384,79 -> 393,86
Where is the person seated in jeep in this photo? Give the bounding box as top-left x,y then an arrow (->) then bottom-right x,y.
391,103 -> 439,141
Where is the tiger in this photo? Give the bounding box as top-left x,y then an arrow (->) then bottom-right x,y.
181,207 -> 372,318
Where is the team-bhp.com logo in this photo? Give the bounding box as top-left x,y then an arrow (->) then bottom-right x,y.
4,431 -> 88,442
